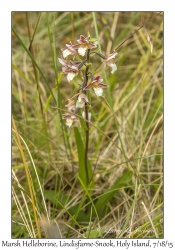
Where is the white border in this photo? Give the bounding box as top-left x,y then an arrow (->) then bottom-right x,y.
1,0 -> 175,247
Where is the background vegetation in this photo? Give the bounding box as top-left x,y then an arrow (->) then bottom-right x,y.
12,11 -> 163,238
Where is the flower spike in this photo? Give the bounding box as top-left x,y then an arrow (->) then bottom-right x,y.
58,34 -> 118,128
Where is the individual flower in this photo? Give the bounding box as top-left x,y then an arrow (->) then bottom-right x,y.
76,93 -> 90,108
58,58 -> 80,82
63,113 -> 77,128
83,75 -> 108,97
61,42 -> 77,58
104,51 -> 118,74
77,35 -> 97,56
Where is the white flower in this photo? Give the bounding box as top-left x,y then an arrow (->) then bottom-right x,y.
63,113 -> 77,128
59,59 -> 79,82
76,100 -> 85,108
66,118 -> 74,128
77,35 -> 97,49
83,75 -> 108,97
78,47 -> 87,56
75,93 -> 90,108
93,87 -> 103,97
67,72 -> 77,82
107,62 -> 117,74
63,49 -> 72,58
61,42 -> 77,58
104,51 -> 118,74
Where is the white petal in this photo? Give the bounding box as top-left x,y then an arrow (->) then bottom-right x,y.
78,47 -> 87,56
78,93 -> 89,103
58,58 -> 66,66
66,118 -> 73,128
76,100 -> 85,108
93,87 -> 103,97
110,63 -> 117,74
107,62 -> 117,74
63,49 -> 71,58
77,95 -> 82,102
67,72 -> 76,82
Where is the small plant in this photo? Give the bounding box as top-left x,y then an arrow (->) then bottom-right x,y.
58,34 -> 118,186
58,34 -> 118,128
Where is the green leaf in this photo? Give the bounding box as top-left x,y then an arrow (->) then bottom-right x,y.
74,127 -> 94,189
44,190 -> 69,208
79,117 -> 88,131
95,169 -> 133,212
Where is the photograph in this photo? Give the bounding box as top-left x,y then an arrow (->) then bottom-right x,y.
12,11 -> 163,239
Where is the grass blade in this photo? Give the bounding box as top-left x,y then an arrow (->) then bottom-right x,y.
74,127 -> 94,189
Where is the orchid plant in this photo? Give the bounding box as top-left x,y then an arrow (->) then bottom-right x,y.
58,34 -> 118,128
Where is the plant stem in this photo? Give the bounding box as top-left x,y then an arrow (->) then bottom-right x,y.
84,105 -> 89,184
83,49 -> 90,184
